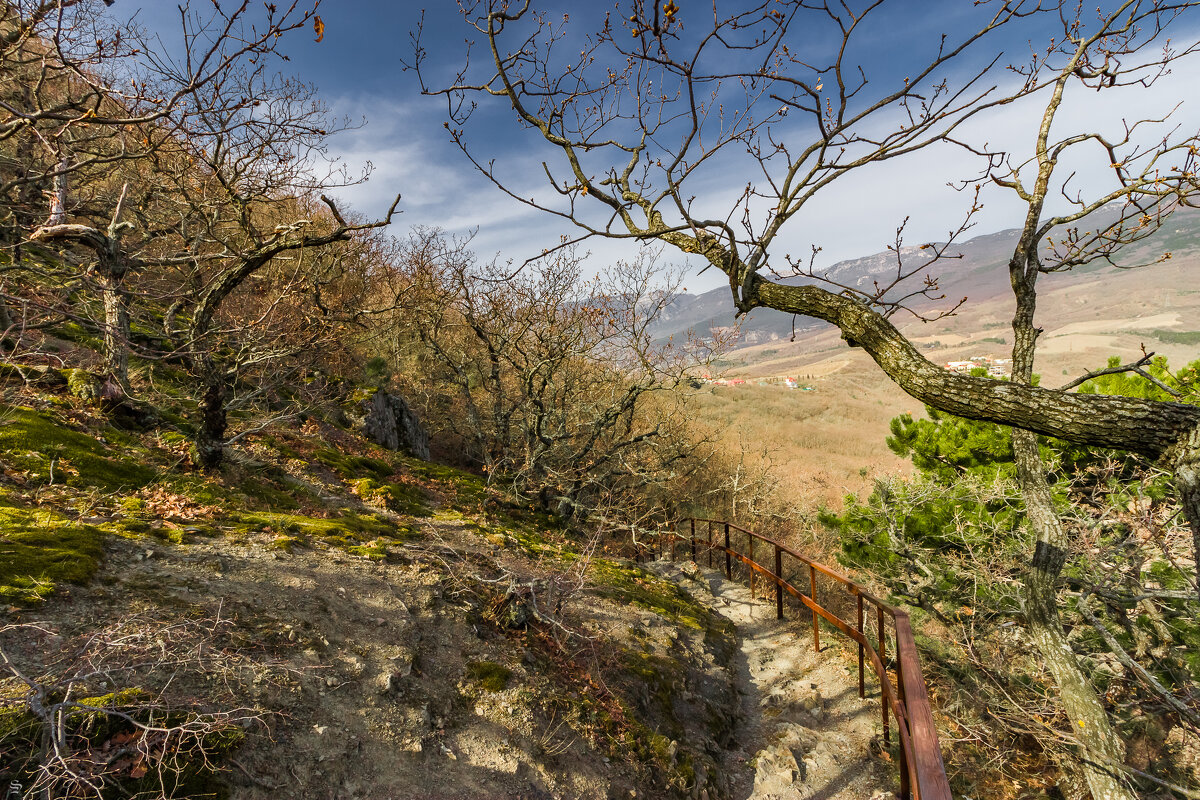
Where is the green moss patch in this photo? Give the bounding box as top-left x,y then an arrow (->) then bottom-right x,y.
228,510 -> 414,557
52,321 -> 103,349
0,503 -> 105,603
237,476 -> 301,511
314,448 -> 394,481
589,560 -> 709,630
269,534 -> 306,552
0,405 -> 155,491
350,478 -> 431,516
347,541 -> 389,560
465,660 -> 513,692
403,458 -> 488,504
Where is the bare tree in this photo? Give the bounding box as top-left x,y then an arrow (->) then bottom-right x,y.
2,1 -> 328,389
2,1 -> 401,466
393,229 -> 719,526
0,0 -> 328,391
417,0 -> 1200,525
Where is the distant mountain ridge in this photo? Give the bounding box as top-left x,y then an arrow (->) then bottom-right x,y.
652,207 -> 1200,349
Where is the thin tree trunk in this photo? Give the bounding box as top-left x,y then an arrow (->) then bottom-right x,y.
1009,270 -> 1135,800
99,270 -> 129,389
0,291 -> 12,340
1013,428 -> 1135,800
1170,427 -> 1200,602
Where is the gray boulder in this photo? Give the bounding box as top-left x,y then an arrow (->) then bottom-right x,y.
362,390 -> 430,460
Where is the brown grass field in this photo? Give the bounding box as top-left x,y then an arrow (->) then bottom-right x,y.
693,254 -> 1200,518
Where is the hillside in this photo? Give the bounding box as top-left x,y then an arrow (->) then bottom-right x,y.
0,367 -> 904,799
0,375 -> 735,797
671,219 -> 1200,510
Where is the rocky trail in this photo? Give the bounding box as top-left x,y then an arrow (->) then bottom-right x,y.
650,559 -> 896,800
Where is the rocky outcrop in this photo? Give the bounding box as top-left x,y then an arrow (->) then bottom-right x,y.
361,390 -> 430,460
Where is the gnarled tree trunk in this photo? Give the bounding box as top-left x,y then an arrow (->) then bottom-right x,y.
194,367 -> 228,471
1007,216 -> 1135,798
1013,428 -> 1135,800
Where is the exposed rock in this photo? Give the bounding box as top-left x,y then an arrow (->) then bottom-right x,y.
752,740 -> 801,797
66,368 -> 102,400
361,390 -> 429,460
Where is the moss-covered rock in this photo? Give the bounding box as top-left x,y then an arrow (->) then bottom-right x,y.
66,368 -> 102,400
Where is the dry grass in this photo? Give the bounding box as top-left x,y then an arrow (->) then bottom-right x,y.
689,355 -> 920,512
695,253 -> 1200,518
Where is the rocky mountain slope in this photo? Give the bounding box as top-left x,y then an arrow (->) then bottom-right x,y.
0,360 -> 902,799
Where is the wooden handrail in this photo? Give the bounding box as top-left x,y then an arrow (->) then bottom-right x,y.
646,517 -> 953,800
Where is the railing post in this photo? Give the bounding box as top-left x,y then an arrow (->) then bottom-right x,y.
857,594 -> 865,699
690,519 -> 696,562
899,741 -> 911,800
774,545 -> 783,620
669,520 -> 677,561
809,563 -> 820,652
878,605 -> 889,745
707,521 -> 713,568
724,523 -> 732,579
748,535 -> 755,597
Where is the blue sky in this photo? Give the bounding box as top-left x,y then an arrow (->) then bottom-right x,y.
118,1 -> 1200,293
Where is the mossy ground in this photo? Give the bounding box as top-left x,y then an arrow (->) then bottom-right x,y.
465,660 -> 514,692
0,500 -> 105,603
0,404 -> 156,491
0,384 -> 456,603
350,477 -> 430,516
477,550 -> 733,797
589,559 -> 710,630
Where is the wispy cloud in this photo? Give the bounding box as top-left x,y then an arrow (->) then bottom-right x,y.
333,50 -> 1200,291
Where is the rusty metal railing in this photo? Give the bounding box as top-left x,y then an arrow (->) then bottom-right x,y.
640,517 -> 952,800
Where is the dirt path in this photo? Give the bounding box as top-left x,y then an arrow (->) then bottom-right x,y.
650,559 -> 896,800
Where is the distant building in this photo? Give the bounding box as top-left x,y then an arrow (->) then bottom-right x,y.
945,356 -> 1010,378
